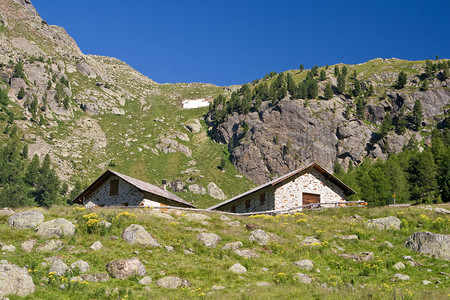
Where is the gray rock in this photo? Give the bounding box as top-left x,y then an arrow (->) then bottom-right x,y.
184,249 -> 194,255
35,218 -> 75,238
256,282 -> 271,287
184,213 -> 211,222
293,259 -> 315,270
434,207 -> 450,215
365,216 -> 401,230
335,235 -> 359,240
99,220 -> 112,228
423,280 -> 432,285
70,273 -> 109,282
300,236 -> 322,246
0,261 -> 36,296
293,273 -> 312,284
164,246 -> 175,252
392,262 -> 406,270
0,208 -> 14,216
90,241 -> 103,251
122,224 -> 160,247
138,276 -> 152,285
36,239 -> 64,252
185,119 -> 202,133
234,249 -> 260,259
70,260 -> 90,273
221,241 -> 243,251
227,221 -> 241,227
49,260 -> 68,276
147,211 -> 174,220
8,209 -> 44,229
168,180 -> 186,193
1,244 -> 15,252
155,276 -> 191,289
188,184 -> 206,194
211,285 -> 226,291
219,215 -> 231,221
207,182 -> 226,200
404,231 -> 450,260
197,232 -> 221,248
392,273 -> 410,281
106,257 -> 146,279
403,256 -> 414,261
229,263 -> 247,274
249,229 -> 270,245
21,240 -> 36,253
380,241 -> 394,248
339,252 -> 373,262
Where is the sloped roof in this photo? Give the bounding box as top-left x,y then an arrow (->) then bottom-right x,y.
73,170 -> 195,208
207,162 -> 356,210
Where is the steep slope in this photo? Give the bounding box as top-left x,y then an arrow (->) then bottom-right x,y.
0,0 -> 254,208
206,60 -> 449,184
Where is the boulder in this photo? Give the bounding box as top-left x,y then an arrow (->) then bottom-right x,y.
21,240 -> 36,253
293,273 -> 312,284
403,231 -> 450,260
229,263 -> 247,274
49,260 -> 69,276
392,262 -> 406,270
90,241 -> 103,251
8,209 -> 44,229
184,213 -> 211,222
197,232 -> 221,248
99,220 -> 112,228
36,239 -> 64,252
380,241 -> 394,248
434,207 -> 450,215
155,276 -> 191,289
227,221 -> 241,227
147,211 -> 174,220
121,224 -> 160,247
106,258 -> 146,279
188,184 -> 206,194
365,216 -> 401,230
221,241 -> 243,251
185,119 -> 202,133
70,260 -> 90,273
234,249 -> 260,259
207,182 -> 226,200
339,252 -> 373,262
299,236 -> 322,246
335,235 -> 359,240
71,273 -> 109,282
249,229 -> 270,246
392,273 -> 410,281
35,218 -> 75,238
212,285 -> 226,291
0,208 -> 15,216
0,261 -> 36,297
168,180 -> 186,193
219,215 -> 231,221
293,259 -> 314,270
1,245 -> 15,252
256,282 -> 271,287
138,276 -> 152,285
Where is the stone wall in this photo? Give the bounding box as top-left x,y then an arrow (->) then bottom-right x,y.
84,175 -> 144,207
274,169 -> 346,211
219,187 -> 276,213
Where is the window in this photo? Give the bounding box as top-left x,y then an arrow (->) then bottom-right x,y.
260,193 -> 265,205
245,199 -> 251,210
110,179 -> 119,196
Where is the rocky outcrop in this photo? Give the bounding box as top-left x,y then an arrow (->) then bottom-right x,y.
249,229 -> 270,245
106,258 -> 146,279
404,231 -> 450,260
0,261 -> 36,297
207,182 -> 226,200
365,216 -> 401,230
185,119 -> 202,133
8,209 -> 44,229
121,224 -> 160,247
35,218 -> 75,237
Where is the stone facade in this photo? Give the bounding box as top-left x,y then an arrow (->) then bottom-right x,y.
217,168 -> 347,214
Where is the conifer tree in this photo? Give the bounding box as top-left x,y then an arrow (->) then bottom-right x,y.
396,71 -> 407,89
286,73 -> 296,97
425,59 -> 433,78
336,74 -> 346,94
334,65 -> 339,77
420,79 -> 429,91
299,64 -> 304,72
411,99 -> 423,130
17,87 -> 25,99
306,80 -> 318,99
13,61 -> 25,79
342,66 -> 348,77
319,69 -> 326,81
352,79 -> 361,97
324,83 -> 333,100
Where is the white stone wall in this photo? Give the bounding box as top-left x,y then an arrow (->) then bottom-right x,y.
274,169 -> 346,210
219,187 -> 276,213
83,176 -> 144,206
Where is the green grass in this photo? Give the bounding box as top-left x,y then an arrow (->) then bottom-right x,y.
1,205 -> 449,299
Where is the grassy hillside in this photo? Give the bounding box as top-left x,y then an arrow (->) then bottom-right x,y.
1,205 -> 449,299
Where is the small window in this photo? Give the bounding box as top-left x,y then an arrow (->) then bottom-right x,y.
260,193 -> 265,205
122,202 -> 129,207
245,199 -> 251,209
110,179 -> 119,196
231,205 -> 236,213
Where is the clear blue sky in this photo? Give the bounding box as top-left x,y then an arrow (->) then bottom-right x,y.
33,0 -> 450,86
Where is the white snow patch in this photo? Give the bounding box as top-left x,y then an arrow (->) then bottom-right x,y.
182,99 -> 210,109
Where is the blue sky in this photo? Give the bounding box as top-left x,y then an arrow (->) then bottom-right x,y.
34,1 -> 450,86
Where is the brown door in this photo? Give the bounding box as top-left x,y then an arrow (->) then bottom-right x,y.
302,193 -> 320,209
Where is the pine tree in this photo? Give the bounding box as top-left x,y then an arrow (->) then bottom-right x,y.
342,66 -> 348,77
319,69 -> 326,81
379,112 -> 393,136
286,73 -> 296,97
408,149 -> 439,203
0,88 -> 9,106
411,99 -> 423,130
334,65 -> 340,77
299,64 -> 304,72
420,79 -> 429,91
24,154 -> 40,185
324,83 -> 333,100
13,61 -> 25,79
425,59 -> 433,78
396,71 -> 407,89
352,79 -> 361,97
17,87 -> 25,99
336,74 -> 346,94
306,80 -> 318,99
356,98 -> 365,119
35,154 -> 60,207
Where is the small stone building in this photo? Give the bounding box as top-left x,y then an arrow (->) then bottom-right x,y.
73,170 -> 194,208
207,163 -> 355,213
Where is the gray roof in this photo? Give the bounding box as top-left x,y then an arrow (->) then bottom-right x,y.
73,170 -> 195,208
207,162 -> 356,210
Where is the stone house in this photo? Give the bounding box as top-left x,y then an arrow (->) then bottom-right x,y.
207,163 -> 355,213
73,170 -> 195,208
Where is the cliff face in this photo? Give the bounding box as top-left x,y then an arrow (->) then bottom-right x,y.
207,62 -> 450,184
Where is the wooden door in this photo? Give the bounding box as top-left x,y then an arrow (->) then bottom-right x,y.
302,193 -> 320,209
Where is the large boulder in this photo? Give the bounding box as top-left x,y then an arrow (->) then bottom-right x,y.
197,232 -> 221,248
35,218 -> 76,238
71,260 -> 90,273
403,231 -> 450,260
207,182 -> 226,200
185,119 -> 202,133
121,224 -> 160,247
155,276 -> 191,289
249,229 -> 270,245
8,209 -> 44,229
0,261 -> 36,297
36,239 -> 64,252
365,216 -> 401,230
0,208 -> 15,216
293,259 -> 314,270
229,263 -> 247,274
49,260 -> 68,276
106,258 -> 146,279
